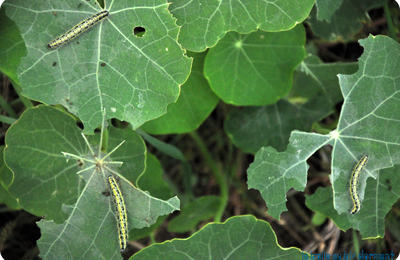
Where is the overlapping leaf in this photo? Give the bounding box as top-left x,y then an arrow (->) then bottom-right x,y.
308,0 -> 387,40
225,98 -> 332,154
247,35 -> 400,225
131,153 -> 173,240
4,0 -> 192,133
0,7 -> 26,83
306,165 -> 400,238
141,51 -> 219,134
315,0 -> 343,22
38,153 -> 179,259
168,196 -> 220,233
0,146 -> 20,209
4,105 -> 180,259
4,106 -> 86,222
225,56 -> 358,154
204,26 -> 306,106
169,0 -> 315,52
290,55 -> 358,105
133,215 -> 305,259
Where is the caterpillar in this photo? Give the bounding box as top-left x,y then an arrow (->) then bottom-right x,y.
48,10 -> 109,49
349,155 -> 369,214
107,175 -> 128,252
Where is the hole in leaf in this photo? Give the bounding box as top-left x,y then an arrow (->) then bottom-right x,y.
133,26 -> 146,37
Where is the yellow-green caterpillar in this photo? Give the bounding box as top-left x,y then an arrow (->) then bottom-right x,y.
349,155 -> 368,214
48,10 -> 109,49
107,175 -> 128,252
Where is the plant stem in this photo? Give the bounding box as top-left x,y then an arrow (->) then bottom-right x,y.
352,229 -> 360,260
136,128 -> 194,201
189,131 -> 228,223
0,95 -> 17,119
384,3 -> 397,41
0,115 -> 16,124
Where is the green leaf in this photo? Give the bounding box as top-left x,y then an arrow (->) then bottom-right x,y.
308,0 -> 387,41
332,35 -> 400,214
315,0 -> 343,22
4,105 -> 86,222
132,215 -> 305,259
141,51 -> 219,134
290,55 -> 358,105
131,153 -> 173,240
4,105 -> 180,258
248,131 -> 331,218
225,97 -> 332,154
0,146 -> 20,210
168,196 -> 220,233
247,35 -> 400,220
227,55 -> 354,156
4,0 -> 192,133
107,126 -> 147,184
0,146 -> 13,190
306,164 -> 400,238
224,56 -> 356,155
24,107 -> 179,259
138,153 -> 173,201
37,162 -> 179,259
0,7 -> 26,83
169,0 -> 315,52
204,26 -> 306,106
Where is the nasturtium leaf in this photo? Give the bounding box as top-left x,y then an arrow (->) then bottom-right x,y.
0,145 -> 13,190
34,107 -> 179,259
169,0 -> 315,52
131,153 -> 173,240
168,196 -> 220,233
141,51 -> 219,134
248,132 -> 332,219
308,0 -> 387,41
4,0 -> 192,134
204,26 -> 306,106
306,165 -> 400,238
228,55 -> 357,155
38,159 -> 179,259
4,105 -> 85,222
225,97 -> 332,154
290,55 -> 358,105
137,153 -> 173,200
0,179 -> 19,210
0,7 -> 26,83
332,35 -> 400,214
0,146 -> 20,210
133,215 -> 306,259
315,0 -> 343,22
248,35 -> 400,221
107,126 -> 146,183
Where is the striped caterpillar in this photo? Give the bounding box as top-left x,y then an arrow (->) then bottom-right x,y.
349,155 -> 368,214
48,10 -> 109,49
107,175 -> 128,252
